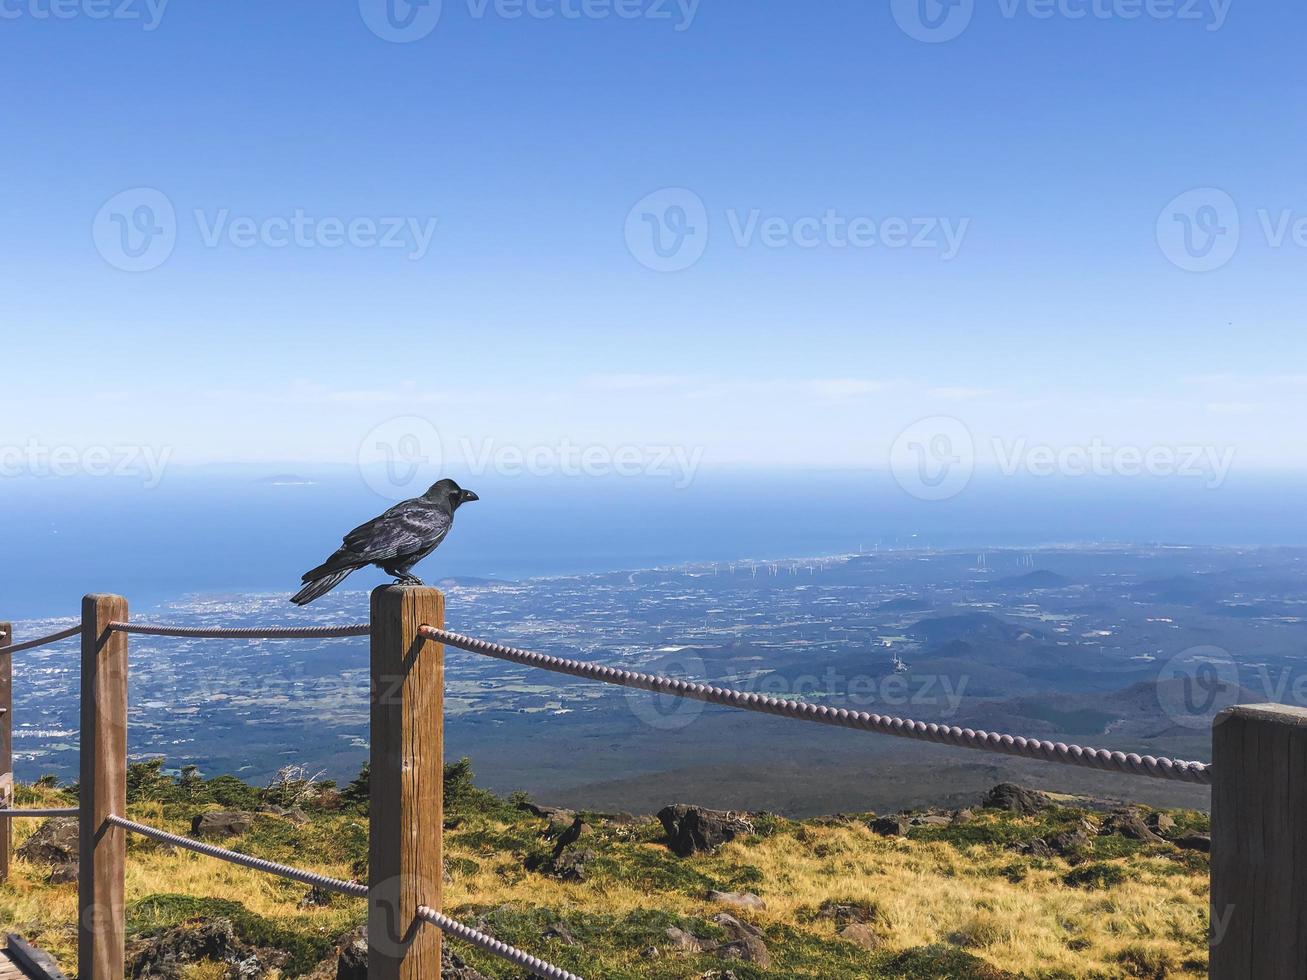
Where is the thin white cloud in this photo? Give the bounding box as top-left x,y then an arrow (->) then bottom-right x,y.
1205,402 -> 1263,415
926,386 -> 995,400
583,373 -> 694,391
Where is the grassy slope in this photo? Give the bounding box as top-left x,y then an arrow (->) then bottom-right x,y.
0,765 -> 1211,979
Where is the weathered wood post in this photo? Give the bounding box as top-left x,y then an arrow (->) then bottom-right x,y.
369,585 -> 443,979
0,620 -> 11,884
79,594 -> 128,980
1211,703 -> 1307,979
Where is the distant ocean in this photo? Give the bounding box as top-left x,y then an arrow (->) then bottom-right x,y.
3,465 -> 1307,616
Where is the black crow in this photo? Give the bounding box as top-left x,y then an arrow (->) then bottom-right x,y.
291,478 -> 479,605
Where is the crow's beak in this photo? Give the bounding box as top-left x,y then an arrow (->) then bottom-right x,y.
461,490 -> 479,502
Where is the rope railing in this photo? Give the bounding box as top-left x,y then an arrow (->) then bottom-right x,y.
107,621 -> 369,640
416,906 -> 585,980
107,815 -> 583,979
2,625 -> 80,655
107,814 -> 369,896
0,807 -> 79,818
419,626 -> 1213,785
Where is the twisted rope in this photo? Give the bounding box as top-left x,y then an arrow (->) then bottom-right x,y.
421,627 -> 1212,785
0,808 -> 79,818
108,622 -> 369,640
2,626 -> 80,655
107,815 -> 369,895
110,816 -> 581,979
416,906 -> 585,980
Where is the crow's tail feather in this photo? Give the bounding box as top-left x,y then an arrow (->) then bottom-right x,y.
290,568 -> 355,606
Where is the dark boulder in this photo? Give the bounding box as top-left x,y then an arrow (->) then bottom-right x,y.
812,900 -> 881,927
48,862 -> 79,884
664,926 -> 703,953
190,812 -> 254,839
1145,811 -> 1176,835
870,815 -> 909,837
334,926 -> 367,980
127,917 -> 286,978
1100,810 -> 1162,843
16,817 -> 77,865
981,784 -> 1052,815
1012,838 -> 1054,859
657,805 -> 752,857
840,923 -> 882,950
708,913 -> 771,969
552,848 -> 595,883
1174,832 -> 1211,853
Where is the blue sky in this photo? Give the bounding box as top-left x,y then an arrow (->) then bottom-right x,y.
2,0 -> 1305,476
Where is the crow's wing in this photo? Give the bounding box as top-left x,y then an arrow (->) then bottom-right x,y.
341,502 -> 452,563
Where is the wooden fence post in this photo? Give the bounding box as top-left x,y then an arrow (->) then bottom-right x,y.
369,585 -> 443,980
1211,702 -> 1307,979
78,594 -> 127,980
0,621 -> 11,885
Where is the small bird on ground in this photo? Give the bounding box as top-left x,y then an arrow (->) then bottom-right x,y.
291,478 -> 479,605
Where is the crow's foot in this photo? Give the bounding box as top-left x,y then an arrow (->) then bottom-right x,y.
393,575 -> 424,586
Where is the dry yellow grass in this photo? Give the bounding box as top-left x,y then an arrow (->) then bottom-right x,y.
1,786 -> 1209,979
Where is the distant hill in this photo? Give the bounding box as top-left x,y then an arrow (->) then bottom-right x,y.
1126,576 -> 1216,604
908,612 -> 1044,647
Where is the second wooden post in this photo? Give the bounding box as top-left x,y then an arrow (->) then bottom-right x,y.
369,585 -> 443,980
1211,702 -> 1307,979
79,594 -> 128,980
